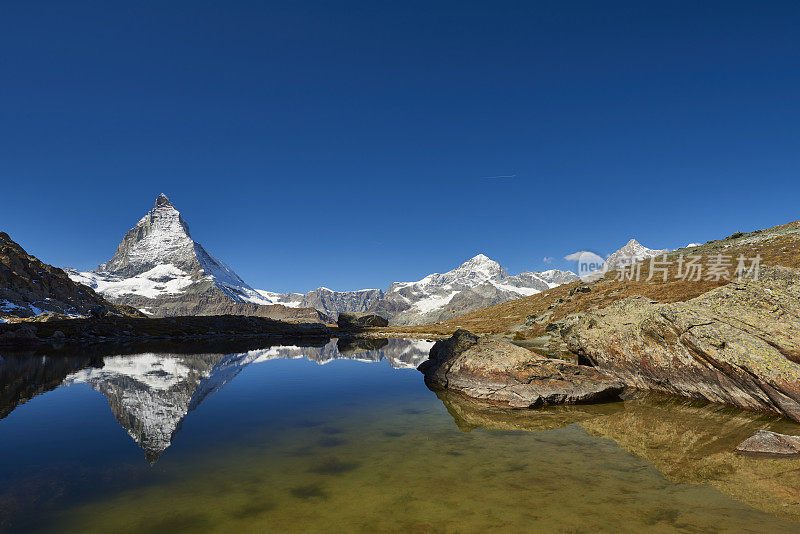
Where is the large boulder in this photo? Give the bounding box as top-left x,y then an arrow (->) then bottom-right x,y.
736,430 -> 800,456
336,312 -> 388,329
561,266 -> 800,422
419,329 -> 624,408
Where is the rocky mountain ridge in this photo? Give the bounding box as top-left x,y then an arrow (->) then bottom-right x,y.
66,195 -> 327,322
257,254 -> 580,325
0,232 -> 140,320
61,194 -> 671,326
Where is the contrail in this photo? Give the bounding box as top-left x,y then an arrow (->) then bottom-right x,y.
479,174 -> 517,180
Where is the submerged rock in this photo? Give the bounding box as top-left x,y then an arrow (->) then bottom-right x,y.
435,389 -> 800,521
337,312 -> 389,329
562,266 -> 800,422
736,430 -> 800,456
419,330 -> 624,408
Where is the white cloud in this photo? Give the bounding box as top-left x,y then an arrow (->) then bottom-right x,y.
564,251 -> 593,261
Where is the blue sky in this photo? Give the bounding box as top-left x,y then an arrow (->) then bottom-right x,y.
3,1 -> 800,292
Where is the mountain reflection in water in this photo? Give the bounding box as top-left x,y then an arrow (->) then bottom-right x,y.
1,339 -> 800,531
0,338 -> 435,463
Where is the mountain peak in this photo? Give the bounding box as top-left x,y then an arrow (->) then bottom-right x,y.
438,253 -> 505,283
605,238 -> 667,271
469,253 -> 492,263
155,193 -> 173,209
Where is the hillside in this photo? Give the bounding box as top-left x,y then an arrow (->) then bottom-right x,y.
0,232 -> 141,320
384,220 -> 800,339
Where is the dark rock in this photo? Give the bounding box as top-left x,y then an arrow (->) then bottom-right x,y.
524,312 -> 551,327
89,305 -> 108,318
419,330 -> 624,408
736,430 -> 800,456
544,322 -> 560,333
336,312 -> 389,329
0,324 -> 38,344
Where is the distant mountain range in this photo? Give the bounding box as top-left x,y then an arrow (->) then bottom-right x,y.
62,194 -> 584,324
2,193 -> 664,325
256,254 -> 581,325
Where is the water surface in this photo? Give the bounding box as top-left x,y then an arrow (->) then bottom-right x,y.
1,338 -> 799,533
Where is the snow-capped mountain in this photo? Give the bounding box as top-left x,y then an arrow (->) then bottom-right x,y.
604,239 -> 668,272
254,287 -> 385,316
373,254 -> 579,325
258,254 -> 579,325
67,195 -> 325,321
64,194 -> 575,324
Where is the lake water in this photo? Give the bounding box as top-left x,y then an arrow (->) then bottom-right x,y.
1,338 -> 799,533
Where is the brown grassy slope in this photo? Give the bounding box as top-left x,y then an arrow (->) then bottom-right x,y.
381,221 -> 800,337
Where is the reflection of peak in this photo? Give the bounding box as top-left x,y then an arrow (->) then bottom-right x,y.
59,339 -> 434,463
64,351 -> 257,463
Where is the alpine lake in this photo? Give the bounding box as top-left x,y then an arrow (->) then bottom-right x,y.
1,337 -> 799,533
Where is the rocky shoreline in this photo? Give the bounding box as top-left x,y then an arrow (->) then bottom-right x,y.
419,330 -> 624,408
0,312 -> 449,350
0,315 -> 332,347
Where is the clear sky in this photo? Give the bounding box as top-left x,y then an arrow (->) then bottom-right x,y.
3,1 -> 800,292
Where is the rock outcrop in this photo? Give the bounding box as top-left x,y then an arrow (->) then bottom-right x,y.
419,330 -> 624,408
0,232 -> 141,320
736,430 -> 800,456
561,266 -> 800,422
337,311 -> 389,329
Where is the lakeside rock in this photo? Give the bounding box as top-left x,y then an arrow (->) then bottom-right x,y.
419,330 -> 624,408
561,266 -> 800,422
736,430 -> 800,456
337,312 -> 389,329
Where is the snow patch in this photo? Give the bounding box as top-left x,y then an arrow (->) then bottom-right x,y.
66,354 -> 194,390
68,265 -> 195,299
